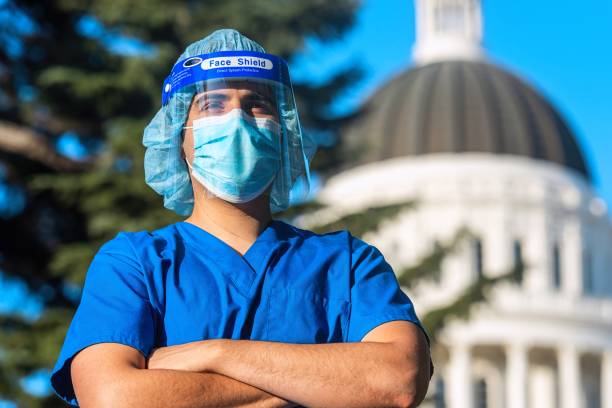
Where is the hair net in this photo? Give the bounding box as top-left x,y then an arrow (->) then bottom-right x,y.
142,28 -> 316,215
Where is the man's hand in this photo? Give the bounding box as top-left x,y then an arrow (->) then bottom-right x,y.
146,340 -> 217,372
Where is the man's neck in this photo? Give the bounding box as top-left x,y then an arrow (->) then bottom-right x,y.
185,191 -> 272,256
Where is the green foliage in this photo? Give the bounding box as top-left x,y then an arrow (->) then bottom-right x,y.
306,201 -> 415,237
0,0 -> 361,403
0,309 -> 73,407
421,264 -> 524,340
396,227 -> 471,289
299,202 -> 526,344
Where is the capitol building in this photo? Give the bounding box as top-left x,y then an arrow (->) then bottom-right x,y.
311,0 -> 612,407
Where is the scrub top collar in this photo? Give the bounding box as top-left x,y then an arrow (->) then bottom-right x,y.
175,219 -> 288,297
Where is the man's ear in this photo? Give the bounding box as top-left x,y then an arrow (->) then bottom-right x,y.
180,128 -> 187,160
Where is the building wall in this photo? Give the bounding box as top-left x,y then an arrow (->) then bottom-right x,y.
308,153 -> 612,407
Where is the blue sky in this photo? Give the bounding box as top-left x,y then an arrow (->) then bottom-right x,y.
292,0 -> 612,207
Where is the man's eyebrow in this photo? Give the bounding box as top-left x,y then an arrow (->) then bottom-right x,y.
195,92 -> 228,104
243,90 -> 275,104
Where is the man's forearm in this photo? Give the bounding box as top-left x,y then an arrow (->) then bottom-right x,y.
105,367 -> 296,408
204,340 -> 417,408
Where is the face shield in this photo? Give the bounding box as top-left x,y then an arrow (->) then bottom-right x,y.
147,50 -> 313,215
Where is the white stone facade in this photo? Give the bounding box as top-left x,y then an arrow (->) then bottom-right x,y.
307,153 -> 612,407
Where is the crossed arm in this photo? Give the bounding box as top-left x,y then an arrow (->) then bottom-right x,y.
71,320 -> 431,408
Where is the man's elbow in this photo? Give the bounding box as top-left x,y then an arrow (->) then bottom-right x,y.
95,371 -> 143,408
71,343 -> 148,408
83,391 -> 119,408
393,363 -> 430,408
74,365 -> 141,408
394,392 -> 416,408
393,382 -> 427,408
394,388 -> 422,408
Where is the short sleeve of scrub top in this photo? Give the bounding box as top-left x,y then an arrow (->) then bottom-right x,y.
50,232 -> 158,407
347,234 -> 430,345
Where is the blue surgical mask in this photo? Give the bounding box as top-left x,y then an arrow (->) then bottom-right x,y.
185,108 -> 281,203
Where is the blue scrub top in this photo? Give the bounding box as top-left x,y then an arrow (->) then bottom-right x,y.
50,219 -> 428,406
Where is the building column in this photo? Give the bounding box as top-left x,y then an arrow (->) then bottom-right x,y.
505,344 -> 528,408
529,365 -> 556,408
524,212 -> 548,293
561,219 -> 582,296
447,343 -> 473,408
603,349 -> 612,408
558,345 -> 581,408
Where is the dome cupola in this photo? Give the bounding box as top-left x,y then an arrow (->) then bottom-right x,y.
340,0 -> 590,180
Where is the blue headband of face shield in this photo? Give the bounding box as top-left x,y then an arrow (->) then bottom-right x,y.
161,50 -> 291,105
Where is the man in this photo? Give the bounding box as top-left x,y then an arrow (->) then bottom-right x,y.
50,28 -> 432,407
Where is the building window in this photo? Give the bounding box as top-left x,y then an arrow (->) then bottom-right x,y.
474,378 -> 488,408
552,243 -> 561,289
435,377 -> 446,408
473,238 -> 483,279
582,248 -> 594,295
513,240 -> 523,283
433,1 -> 466,34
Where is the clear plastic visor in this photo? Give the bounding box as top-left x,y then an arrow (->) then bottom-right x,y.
180,77 -> 289,206
184,78 -> 281,124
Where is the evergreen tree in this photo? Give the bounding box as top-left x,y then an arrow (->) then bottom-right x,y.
0,1 -> 361,405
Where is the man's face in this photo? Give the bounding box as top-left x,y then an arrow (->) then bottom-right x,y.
191,79 -> 278,119
181,79 -> 279,182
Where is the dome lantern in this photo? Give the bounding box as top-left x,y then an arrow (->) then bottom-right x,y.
413,0 -> 485,65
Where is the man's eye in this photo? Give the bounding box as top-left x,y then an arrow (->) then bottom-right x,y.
251,101 -> 273,111
202,101 -> 224,111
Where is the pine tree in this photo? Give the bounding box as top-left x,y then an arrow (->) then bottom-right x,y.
0,1 -> 361,405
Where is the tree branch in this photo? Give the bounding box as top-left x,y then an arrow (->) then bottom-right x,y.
0,120 -> 91,172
